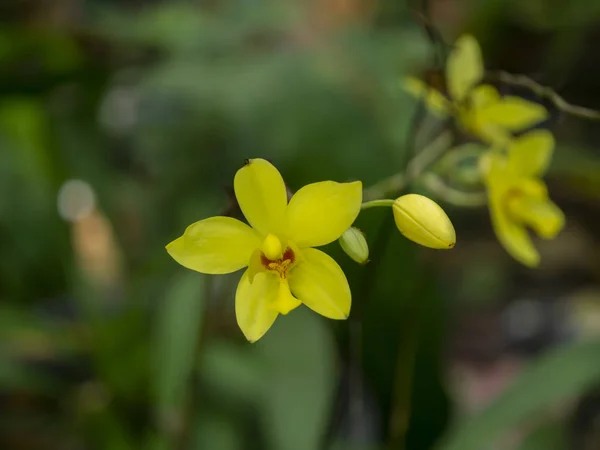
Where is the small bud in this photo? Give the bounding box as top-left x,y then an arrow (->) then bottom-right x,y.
339,227 -> 369,264
392,194 -> 456,249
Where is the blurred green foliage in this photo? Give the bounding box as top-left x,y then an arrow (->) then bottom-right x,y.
2,1 -> 600,449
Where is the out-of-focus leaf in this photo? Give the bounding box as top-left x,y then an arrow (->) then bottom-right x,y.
437,338 -> 600,450
97,3 -> 209,52
80,408 -> 136,450
0,98 -> 52,190
517,421 -> 567,450
255,307 -> 337,450
0,355 -> 57,393
404,282 -> 450,450
153,272 -> 205,427
550,144 -> 600,200
192,415 -> 243,450
199,341 -> 263,404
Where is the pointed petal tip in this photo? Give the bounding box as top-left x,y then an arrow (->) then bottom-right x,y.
165,217 -> 259,274
165,239 -> 178,252
165,236 -> 183,260
522,253 -> 541,268
334,309 -> 350,320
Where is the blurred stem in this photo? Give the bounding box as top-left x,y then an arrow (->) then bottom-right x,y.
422,173 -> 488,207
489,71 -> 600,120
388,310 -> 420,450
172,276 -> 212,450
363,131 -> 453,202
435,143 -> 487,175
351,9 -> 447,449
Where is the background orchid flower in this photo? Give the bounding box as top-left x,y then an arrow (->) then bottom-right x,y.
403,34 -> 548,145
166,158 -> 362,342
481,130 -> 564,266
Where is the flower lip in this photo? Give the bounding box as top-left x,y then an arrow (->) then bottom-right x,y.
261,247 -> 296,279
504,188 -> 523,210
505,188 -> 564,239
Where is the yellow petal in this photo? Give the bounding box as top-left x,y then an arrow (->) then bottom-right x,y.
235,270 -> 279,342
466,115 -> 511,146
289,248 -> 351,320
462,85 -> 509,145
478,96 -> 548,131
518,177 -> 548,198
166,216 -> 261,274
488,189 -> 540,267
470,84 -> 500,109
234,158 -> 288,236
447,34 -> 484,102
286,181 -> 362,248
247,249 -> 265,283
507,130 -> 554,177
392,194 -> 456,249
507,194 -> 565,240
532,200 -> 565,239
272,280 -> 302,315
402,77 -> 451,115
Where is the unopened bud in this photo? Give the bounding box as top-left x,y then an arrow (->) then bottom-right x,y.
339,227 -> 369,264
392,194 -> 456,249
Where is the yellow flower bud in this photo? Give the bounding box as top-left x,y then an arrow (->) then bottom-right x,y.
339,227 -> 369,264
392,194 -> 456,250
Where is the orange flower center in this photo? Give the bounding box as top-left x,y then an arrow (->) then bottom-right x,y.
261,247 -> 295,280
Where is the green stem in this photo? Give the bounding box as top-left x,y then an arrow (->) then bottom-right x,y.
388,311 -> 420,449
360,199 -> 395,210
422,173 -> 487,207
363,130 -> 453,201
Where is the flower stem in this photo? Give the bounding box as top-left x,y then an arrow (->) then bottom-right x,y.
361,199 -> 395,210
490,71 -> 600,121
422,173 -> 487,207
363,130 -> 453,201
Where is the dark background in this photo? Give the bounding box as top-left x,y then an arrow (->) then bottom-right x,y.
2,0 -> 600,449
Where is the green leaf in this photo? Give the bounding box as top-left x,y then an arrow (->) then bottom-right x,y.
0,355 -> 57,394
437,339 -> 600,450
192,414 -> 243,450
254,308 -> 337,450
199,341 -> 264,404
517,421 -> 567,450
153,272 -> 206,427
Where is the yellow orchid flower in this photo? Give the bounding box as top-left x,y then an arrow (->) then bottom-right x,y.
482,130 -> 565,267
403,34 -> 548,145
166,158 -> 362,342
